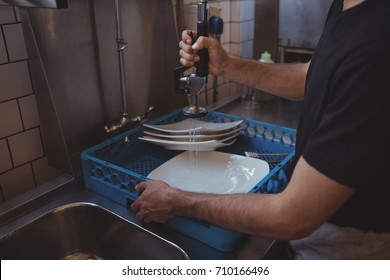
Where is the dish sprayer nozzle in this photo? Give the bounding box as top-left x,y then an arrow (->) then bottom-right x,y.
173,0 -> 209,119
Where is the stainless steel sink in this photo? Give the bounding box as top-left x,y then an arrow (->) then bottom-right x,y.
0,202 -> 188,260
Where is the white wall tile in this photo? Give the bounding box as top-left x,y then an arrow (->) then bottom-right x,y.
8,128 -> 44,167
230,0 -> 255,22
240,0 -> 255,21
0,164 -> 35,200
230,22 -> 240,42
239,20 -> 253,41
240,40 -> 254,58
0,61 -> 33,102
0,6 -> 16,24
0,138 -> 12,173
19,94 -> 40,129
230,42 -> 239,56
230,1 -> 240,22
0,100 -> 24,138
3,23 -> 28,61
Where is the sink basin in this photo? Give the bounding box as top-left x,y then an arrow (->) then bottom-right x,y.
0,202 -> 188,260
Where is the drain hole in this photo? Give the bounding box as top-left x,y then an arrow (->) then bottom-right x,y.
62,251 -> 102,260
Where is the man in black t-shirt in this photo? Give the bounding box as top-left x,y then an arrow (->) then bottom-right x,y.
131,0 -> 390,259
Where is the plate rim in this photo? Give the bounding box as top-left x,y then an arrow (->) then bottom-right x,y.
143,119 -> 243,134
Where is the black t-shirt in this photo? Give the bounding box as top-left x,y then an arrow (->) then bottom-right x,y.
288,0 -> 390,232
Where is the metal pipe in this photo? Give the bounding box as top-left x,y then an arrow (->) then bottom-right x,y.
114,0 -> 128,115
105,0 -> 148,134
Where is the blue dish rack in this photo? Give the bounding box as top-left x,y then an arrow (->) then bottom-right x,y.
81,109 -> 296,252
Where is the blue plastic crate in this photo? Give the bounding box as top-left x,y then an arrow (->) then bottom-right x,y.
81,110 -> 296,252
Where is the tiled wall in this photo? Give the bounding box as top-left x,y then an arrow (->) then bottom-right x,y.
214,0 -> 255,59
0,6 -> 62,203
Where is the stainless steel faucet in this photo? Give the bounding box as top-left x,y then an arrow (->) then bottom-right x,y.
104,106 -> 154,133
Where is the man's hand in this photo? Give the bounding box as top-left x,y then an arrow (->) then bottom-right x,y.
178,30 -> 229,76
130,180 -> 180,223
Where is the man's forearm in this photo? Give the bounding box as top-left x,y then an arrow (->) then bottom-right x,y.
222,55 -> 308,101
174,190 -> 293,240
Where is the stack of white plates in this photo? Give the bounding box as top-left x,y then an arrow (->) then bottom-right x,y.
139,118 -> 243,151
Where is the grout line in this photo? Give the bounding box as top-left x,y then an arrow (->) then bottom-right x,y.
0,25 -> 10,63
30,162 -> 38,188
0,183 -> 4,202
16,98 -> 26,130
5,137 -> 15,170
0,125 -> 41,140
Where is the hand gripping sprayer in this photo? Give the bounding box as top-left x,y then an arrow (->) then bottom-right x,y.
174,0 -> 209,118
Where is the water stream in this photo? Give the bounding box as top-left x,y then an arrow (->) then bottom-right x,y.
188,118 -> 201,164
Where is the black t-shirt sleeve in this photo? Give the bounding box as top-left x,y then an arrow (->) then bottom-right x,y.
303,40 -> 389,191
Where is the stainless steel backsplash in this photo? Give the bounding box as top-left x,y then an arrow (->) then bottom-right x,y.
20,0 -> 186,175
279,0 -> 333,49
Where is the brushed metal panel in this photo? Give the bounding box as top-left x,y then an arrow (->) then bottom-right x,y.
279,0 -> 333,49
21,0 -> 186,175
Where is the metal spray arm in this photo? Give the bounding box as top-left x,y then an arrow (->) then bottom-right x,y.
174,0 -> 209,118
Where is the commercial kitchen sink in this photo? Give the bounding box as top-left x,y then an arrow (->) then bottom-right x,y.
0,202 -> 188,260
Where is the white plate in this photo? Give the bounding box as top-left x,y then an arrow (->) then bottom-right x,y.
143,119 -> 243,134
148,151 -> 270,194
138,134 -> 239,151
143,126 -> 242,141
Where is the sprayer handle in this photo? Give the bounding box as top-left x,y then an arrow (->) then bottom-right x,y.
196,21 -> 209,78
